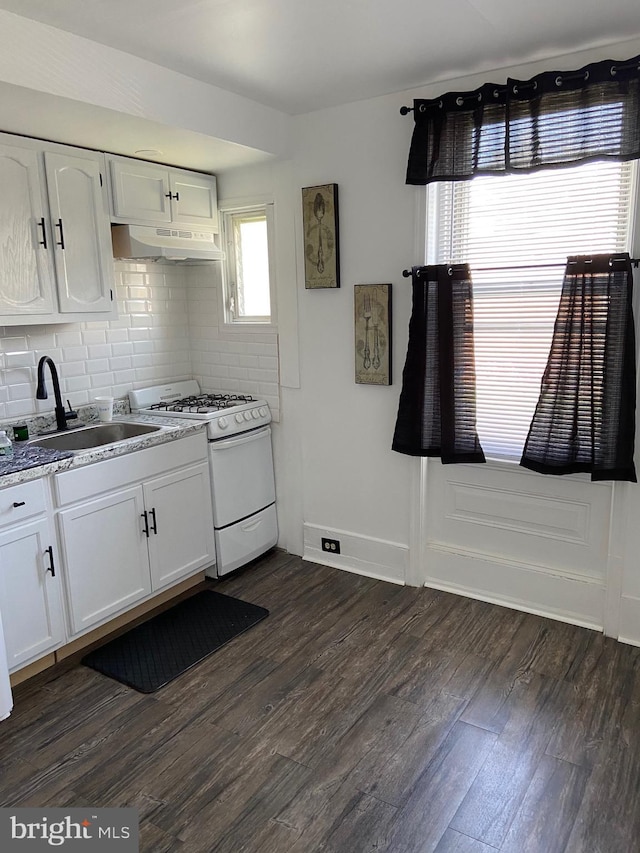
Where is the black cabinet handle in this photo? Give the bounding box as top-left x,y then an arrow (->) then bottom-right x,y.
164,192 -> 179,201
141,511 -> 150,538
38,217 -> 47,249
12,501 -> 25,508
149,507 -> 158,535
55,218 -> 65,249
174,192 -> 179,202
45,546 -> 55,577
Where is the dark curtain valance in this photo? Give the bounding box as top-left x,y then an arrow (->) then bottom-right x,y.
406,54 -> 640,185
392,265 -> 485,463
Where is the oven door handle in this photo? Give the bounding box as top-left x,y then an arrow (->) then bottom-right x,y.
209,426 -> 271,451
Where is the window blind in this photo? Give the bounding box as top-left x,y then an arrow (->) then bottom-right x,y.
428,160 -> 636,460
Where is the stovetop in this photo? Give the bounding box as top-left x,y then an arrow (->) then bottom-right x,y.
146,392 -> 257,414
129,380 -> 271,439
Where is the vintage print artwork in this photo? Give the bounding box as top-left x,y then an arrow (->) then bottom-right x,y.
302,184 -> 340,289
354,284 -> 392,385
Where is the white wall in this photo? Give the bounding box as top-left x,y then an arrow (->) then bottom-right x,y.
0,261 -> 192,421
219,37 -> 640,634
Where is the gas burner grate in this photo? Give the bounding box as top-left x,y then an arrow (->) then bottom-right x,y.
147,393 -> 256,413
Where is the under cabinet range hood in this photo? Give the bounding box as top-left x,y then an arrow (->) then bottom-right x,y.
111,224 -> 224,262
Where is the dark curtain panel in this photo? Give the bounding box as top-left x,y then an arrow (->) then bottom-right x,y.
520,255 -> 637,482
406,54 -> 640,184
392,264 -> 485,463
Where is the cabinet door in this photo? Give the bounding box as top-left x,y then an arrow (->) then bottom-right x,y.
110,159 -> 171,223
170,172 -> 218,230
44,151 -> 113,314
144,462 -> 215,591
0,142 -> 55,316
0,518 -> 65,670
58,486 -> 151,636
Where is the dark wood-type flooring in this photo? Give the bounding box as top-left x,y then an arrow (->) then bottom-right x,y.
2,550 -> 640,852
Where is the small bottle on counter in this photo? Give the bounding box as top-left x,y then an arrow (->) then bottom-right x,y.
0,430 -> 13,461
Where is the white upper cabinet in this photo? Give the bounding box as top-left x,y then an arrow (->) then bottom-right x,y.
170,171 -> 219,230
109,156 -> 218,231
0,142 -> 55,316
44,151 -> 114,315
0,132 -> 115,326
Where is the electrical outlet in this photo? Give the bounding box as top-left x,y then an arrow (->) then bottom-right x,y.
321,537 -> 341,554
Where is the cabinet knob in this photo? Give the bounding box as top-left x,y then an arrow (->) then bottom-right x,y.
12,501 -> 26,508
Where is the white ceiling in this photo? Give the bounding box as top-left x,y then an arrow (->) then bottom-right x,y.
1,0 -> 640,115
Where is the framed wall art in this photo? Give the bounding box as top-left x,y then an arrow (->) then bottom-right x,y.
302,183 -> 340,289
354,283 -> 392,385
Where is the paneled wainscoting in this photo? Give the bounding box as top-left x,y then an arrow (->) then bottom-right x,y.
2,550 -> 640,852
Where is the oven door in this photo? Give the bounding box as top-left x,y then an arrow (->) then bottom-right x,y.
208,426 -> 275,529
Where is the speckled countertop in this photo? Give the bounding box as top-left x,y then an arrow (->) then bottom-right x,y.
0,415 -> 208,488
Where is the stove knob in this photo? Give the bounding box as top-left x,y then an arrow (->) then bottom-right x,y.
235,413 -> 244,424
252,409 -> 260,419
259,407 -> 267,417
218,417 -> 228,429
243,411 -> 252,421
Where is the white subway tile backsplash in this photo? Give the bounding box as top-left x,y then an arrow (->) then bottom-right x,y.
1,259 -> 281,422
106,329 -> 129,344
8,383 -> 32,401
109,356 -> 132,371
1,335 -> 29,352
55,330 -> 83,347
6,399 -> 36,418
81,330 -> 107,345
62,346 -> 88,361
6,350 -> 36,368
111,342 -> 134,357
61,362 -> 88,377
66,375 -> 93,392
88,359 -> 110,374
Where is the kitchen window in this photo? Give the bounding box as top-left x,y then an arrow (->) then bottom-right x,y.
427,158 -> 637,461
221,203 -> 276,327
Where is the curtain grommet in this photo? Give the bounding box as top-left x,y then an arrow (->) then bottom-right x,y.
610,65 -> 617,76
555,76 -> 563,87
419,103 -> 427,113
456,97 -> 464,107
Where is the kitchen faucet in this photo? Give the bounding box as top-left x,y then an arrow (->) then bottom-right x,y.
36,356 -> 78,432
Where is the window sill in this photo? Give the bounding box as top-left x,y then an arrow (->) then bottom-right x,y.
221,321 -> 278,335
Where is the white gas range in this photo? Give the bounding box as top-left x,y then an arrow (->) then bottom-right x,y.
129,381 -> 277,576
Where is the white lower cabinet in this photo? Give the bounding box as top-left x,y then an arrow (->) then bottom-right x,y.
58,486 -> 152,635
144,463 -> 213,591
54,434 -> 215,638
0,482 -> 66,671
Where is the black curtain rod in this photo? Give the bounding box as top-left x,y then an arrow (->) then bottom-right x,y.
399,58 -> 640,115
402,258 -> 640,277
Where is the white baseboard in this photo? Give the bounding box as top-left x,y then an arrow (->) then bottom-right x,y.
618,595 -> 640,646
424,542 -> 605,631
303,523 -> 407,585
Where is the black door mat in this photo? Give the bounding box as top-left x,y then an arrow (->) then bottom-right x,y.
81,590 -> 269,693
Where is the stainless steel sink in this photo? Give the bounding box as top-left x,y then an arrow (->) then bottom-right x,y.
28,422 -> 162,451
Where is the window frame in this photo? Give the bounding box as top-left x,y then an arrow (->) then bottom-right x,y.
424,160 -> 639,464
220,199 -> 277,331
